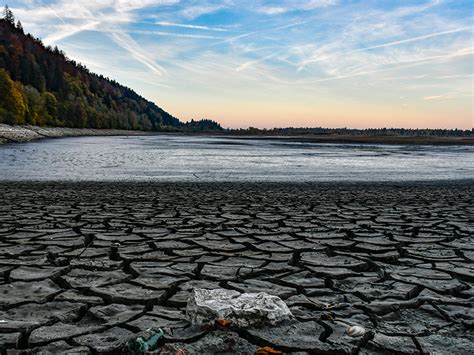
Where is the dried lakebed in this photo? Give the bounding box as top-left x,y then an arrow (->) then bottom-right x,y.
0,182 -> 473,354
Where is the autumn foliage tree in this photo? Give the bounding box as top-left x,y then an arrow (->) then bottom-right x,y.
0,68 -> 26,124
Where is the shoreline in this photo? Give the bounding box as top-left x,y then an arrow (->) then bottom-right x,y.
1,179 -> 473,187
1,124 -> 472,146
0,124 -> 147,144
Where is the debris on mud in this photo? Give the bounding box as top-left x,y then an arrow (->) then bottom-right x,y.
186,288 -> 292,327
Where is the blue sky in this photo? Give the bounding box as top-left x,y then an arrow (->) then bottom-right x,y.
7,0 -> 474,129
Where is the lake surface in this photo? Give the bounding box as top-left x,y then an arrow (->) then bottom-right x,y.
0,135 -> 473,182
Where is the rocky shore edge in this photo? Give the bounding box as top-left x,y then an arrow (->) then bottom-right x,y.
0,124 -> 146,144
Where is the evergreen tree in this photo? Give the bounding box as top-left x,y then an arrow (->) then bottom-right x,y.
3,5 -> 14,24
16,20 -> 23,32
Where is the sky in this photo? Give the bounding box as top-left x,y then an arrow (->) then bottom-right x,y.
6,0 -> 474,129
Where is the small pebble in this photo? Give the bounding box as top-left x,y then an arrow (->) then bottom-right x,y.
347,325 -> 366,337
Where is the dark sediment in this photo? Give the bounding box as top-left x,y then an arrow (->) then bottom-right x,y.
0,181 -> 473,354
219,134 -> 474,146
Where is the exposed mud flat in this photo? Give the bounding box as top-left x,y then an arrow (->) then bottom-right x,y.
224,134 -> 474,146
0,181 -> 473,353
1,134 -> 473,182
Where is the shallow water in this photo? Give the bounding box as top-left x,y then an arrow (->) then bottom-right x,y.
0,135 -> 473,182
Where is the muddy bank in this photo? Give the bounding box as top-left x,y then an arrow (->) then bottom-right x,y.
220,134 -> 474,145
0,124 -> 146,144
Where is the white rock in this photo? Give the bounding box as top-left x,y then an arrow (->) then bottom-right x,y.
346,325 -> 366,337
186,288 -> 292,327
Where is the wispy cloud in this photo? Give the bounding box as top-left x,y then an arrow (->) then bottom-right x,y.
15,0 -> 175,45
236,51 -> 282,72
43,3 -> 67,25
155,21 -> 230,32
298,26 -> 473,70
424,92 -> 473,100
44,21 -> 101,44
108,31 -> 167,76
391,0 -> 444,17
351,27 -> 471,53
129,29 -> 223,39
179,1 -> 231,19
310,48 -> 474,83
424,94 -> 453,100
258,0 -> 338,15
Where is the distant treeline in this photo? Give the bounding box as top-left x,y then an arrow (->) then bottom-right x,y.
230,127 -> 473,137
0,6 -> 222,132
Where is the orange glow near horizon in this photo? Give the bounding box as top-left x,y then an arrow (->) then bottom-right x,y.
157,93 -> 473,130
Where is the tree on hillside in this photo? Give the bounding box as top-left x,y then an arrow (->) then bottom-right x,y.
16,20 -> 23,32
21,85 -> 42,125
3,5 -> 14,24
0,68 -> 26,124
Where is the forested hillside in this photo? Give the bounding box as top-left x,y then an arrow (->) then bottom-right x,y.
0,6 -> 222,131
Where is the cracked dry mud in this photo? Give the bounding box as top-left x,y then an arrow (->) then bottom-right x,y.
0,182 -> 472,354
